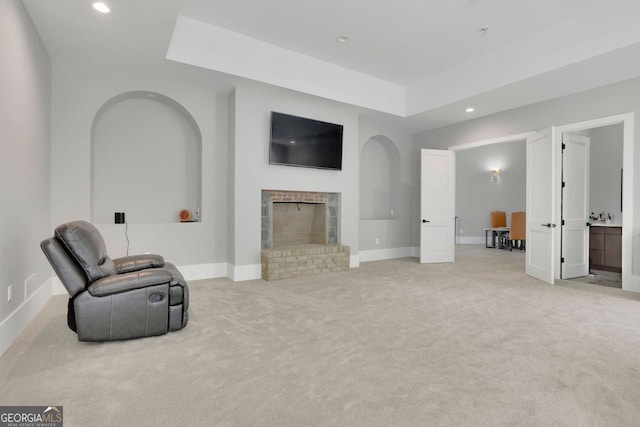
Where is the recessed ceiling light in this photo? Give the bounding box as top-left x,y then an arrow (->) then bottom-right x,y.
289,140 -> 296,144
336,36 -> 349,43
92,2 -> 110,13
465,107 -> 475,113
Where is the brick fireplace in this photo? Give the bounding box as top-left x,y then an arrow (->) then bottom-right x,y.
261,190 -> 349,281
272,202 -> 326,246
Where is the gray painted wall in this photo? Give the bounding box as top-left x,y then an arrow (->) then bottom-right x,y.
455,142 -> 526,239
413,76 -> 640,273
0,0 -> 51,322
360,138 -> 395,220
91,96 -> 202,224
359,118 -> 416,253
50,60 -> 230,265
48,57 -> 403,277
227,90 -> 237,266
230,83 -> 361,272
588,124 -> 623,222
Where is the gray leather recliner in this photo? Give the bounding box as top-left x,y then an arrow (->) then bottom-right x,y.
41,220 -> 189,342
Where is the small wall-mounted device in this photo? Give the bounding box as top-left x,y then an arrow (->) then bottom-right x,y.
114,212 -> 125,224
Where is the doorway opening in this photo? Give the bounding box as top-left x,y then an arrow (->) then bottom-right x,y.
553,113 -> 633,290
449,132 -> 532,264
560,124 -> 623,289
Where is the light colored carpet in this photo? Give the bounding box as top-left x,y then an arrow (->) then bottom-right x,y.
2,245 -> 640,426
568,269 -> 623,289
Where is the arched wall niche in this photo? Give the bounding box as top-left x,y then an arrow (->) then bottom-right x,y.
360,135 -> 401,220
91,91 -> 202,224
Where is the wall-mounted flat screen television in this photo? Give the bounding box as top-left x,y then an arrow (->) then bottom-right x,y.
269,112 -> 343,170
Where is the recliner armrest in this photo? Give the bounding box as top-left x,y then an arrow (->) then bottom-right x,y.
113,254 -> 164,274
88,269 -> 173,297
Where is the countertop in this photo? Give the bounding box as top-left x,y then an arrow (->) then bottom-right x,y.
589,223 -> 622,227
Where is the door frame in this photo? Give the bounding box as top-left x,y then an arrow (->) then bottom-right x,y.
554,112 -> 635,291
448,132 -> 536,245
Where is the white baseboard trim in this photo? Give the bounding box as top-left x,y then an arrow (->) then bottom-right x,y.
457,236 -> 485,245
350,255 -> 360,268
0,277 -> 53,358
230,264 -> 262,281
622,273 -> 640,293
177,262 -> 228,281
359,247 -> 418,263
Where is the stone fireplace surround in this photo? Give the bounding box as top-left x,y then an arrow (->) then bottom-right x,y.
261,190 -> 339,248
261,190 -> 349,281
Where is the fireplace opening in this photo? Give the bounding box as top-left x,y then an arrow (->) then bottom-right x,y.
261,190 -> 339,249
273,202 -> 326,247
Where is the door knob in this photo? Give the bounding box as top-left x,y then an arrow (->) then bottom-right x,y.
541,223 -> 556,228
422,219 -> 430,223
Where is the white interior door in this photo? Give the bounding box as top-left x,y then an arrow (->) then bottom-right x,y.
420,149 -> 455,263
561,133 -> 590,279
526,128 -> 557,284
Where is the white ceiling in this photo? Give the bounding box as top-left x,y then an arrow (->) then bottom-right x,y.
22,0 -> 640,133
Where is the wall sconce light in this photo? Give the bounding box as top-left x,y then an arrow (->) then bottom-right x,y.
491,169 -> 501,181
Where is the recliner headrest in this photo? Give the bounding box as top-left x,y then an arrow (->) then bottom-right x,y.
55,220 -> 116,282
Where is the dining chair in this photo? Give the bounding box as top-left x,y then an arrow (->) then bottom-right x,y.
508,211 -> 526,251
490,211 -> 507,228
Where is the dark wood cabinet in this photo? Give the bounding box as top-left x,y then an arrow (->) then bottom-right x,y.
589,226 -> 621,273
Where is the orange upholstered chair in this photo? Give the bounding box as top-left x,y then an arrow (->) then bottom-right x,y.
490,211 -> 507,228
508,211 -> 526,250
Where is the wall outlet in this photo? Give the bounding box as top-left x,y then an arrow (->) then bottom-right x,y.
390,209 -> 394,216
7,285 -> 12,302
459,228 -> 463,234
375,238 -> 380,245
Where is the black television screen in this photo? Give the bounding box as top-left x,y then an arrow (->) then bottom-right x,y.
269,112 -> 343,170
